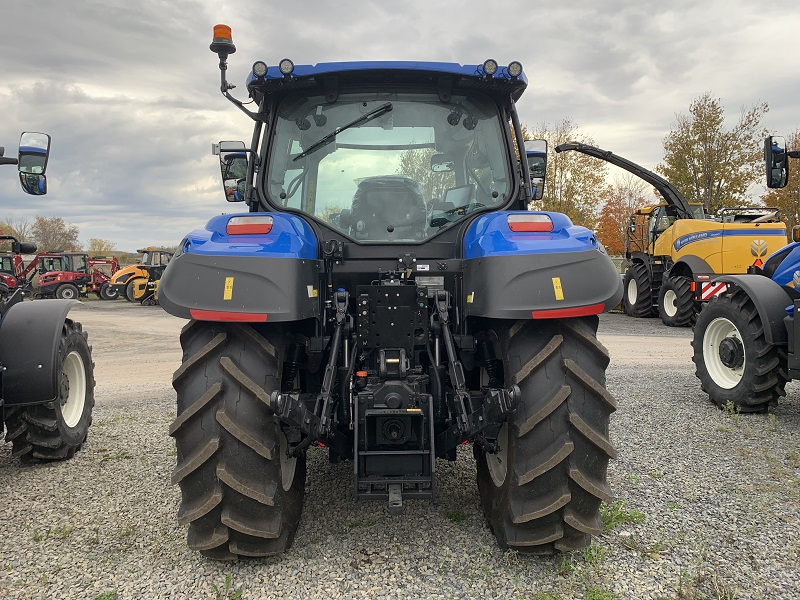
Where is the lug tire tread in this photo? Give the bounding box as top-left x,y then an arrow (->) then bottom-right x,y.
170,321 -> 306,560
622,263 -> 655,318
476,316 -> 616,554
692,289 -> 787,412
2,320 -> 94,462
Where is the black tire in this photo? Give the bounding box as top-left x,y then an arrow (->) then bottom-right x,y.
99,282 -> 119,300
55,283 -> 80,300
657,275 -> 696,327
170,320 -> 306,560
622,263 -> 653,318
125,279 -> 143,302
692,288 -> 787,412
3,319 -> 95,461
474,316 -> 616,553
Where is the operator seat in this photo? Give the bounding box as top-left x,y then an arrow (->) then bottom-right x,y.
349,176 -> 426,240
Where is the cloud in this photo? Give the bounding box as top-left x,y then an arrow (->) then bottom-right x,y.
1,0 -> 799,250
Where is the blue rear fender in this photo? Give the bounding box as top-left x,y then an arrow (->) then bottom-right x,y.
462,211 -> 622,319
158,213 -> 322,322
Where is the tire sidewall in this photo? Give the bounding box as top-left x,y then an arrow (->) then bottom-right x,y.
55,327 -> 94,446
100,282 -> 118,300
56,284 -> 80,300
693,296 -> 761,405
125,280 -> 140,302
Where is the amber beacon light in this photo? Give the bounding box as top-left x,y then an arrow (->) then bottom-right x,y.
210,24 -> 236,55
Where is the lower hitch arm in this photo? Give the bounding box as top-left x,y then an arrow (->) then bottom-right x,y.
433,290 -> 518,452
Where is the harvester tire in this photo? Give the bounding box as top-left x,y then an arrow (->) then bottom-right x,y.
622,263 -> 653,318
3,319 -> 94,461
99,282 -> 119,301
474,316 -> 616,553
170,320 -> 306,560
658,275 -> 695,327
692,288 -> 787,412
55,284 -> 80,300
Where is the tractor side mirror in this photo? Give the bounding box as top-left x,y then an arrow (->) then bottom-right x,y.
215,141 -> 248,202
18,132 -> 51,175
628,215 -> 636,233
765,136 -> 788,189
19,173 -> 47,195
524,139 -> 547,201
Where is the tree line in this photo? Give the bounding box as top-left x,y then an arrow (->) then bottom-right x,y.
522,92 -> 778,254
0,215 -> 117,256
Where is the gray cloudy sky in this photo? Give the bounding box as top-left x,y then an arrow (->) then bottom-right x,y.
1,0 -> 798,251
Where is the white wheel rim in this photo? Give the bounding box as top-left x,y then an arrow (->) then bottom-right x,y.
627,277 -> 638,304
486,423 -> 508,487
62,350 -> 86,428
61,287 -> 76,299
703,317 -> 745,389
279,429 -> 297,491
663,289 -> 678,317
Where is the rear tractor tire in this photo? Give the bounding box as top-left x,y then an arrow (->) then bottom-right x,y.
692,288 -> 787,412
657,275 -> 696,327
3,319 -> 95,460
622,263 -> 654,318
474,317 -> 617,553
170,320 -> 306,560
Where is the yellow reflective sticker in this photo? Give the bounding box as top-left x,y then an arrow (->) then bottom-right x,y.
224,277 -> 234,300
406,408 -> 422,413
552,277 -> 564,301
467,292 -> 474,303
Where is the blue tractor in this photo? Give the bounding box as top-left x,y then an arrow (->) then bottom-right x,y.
692,135 -> 800,411
159,24 -> 622,559
0,133 -> 95,461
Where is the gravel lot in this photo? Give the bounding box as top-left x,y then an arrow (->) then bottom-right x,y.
1,302 -> 799,600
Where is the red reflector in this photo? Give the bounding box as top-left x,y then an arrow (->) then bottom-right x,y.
531,303 -> 605,319
226,216 -> 273,235
753,258 -> 764,268
690,281 -> 696,292
507,214 -> 553,232
190,309 -> 268,322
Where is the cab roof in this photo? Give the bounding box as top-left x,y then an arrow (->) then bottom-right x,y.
245,61 -> 528,104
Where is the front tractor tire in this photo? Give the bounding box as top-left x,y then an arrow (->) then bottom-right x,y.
125,279 -> 144,302
99,282 -> 119,300
55,283 -> 80,300
692,289 -> 787,412
475,317 -> 617,553
170,321 -> 306,560
622,263 -> 654,318
3,319 -> 95,461
658,275 -> 696,327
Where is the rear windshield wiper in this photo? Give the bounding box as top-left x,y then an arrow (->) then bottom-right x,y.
293,102 -> 393,162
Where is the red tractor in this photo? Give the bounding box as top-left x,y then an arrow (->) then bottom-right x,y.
26,252 -> 120,300
0,253 -> 22,295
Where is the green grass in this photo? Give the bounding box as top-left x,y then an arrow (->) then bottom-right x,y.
443,504 -> 468,523
601,501 -> 645,531
213,574 -> 243,600
584,587 -> 617,600
93,593 -> 118,600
